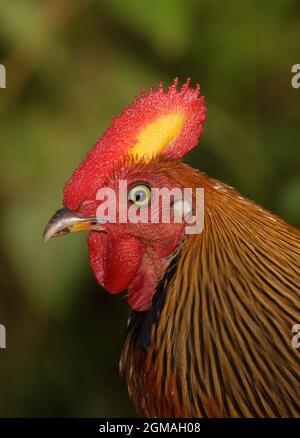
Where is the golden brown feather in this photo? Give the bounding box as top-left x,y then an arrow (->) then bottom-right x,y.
120,161 -> 300,418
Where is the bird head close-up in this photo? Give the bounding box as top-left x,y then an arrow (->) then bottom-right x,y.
43,79 -> 207,312
1,1 -> 300,427
43,78 -> 300,418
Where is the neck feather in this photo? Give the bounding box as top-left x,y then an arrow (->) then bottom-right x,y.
121,172 -> 300,417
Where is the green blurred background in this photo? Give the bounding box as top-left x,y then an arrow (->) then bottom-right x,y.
0,0 -> 299,417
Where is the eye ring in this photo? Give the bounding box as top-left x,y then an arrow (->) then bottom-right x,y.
128,183 -> 152,206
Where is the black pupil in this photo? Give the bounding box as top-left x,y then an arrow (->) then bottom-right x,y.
135,191 -> 145,202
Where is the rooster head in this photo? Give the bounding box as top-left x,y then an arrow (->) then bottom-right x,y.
43,78 -> 206,311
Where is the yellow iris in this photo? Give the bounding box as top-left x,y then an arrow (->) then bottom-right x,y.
128,184 -> 152,206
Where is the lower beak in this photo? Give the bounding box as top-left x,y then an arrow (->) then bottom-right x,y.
43,207 -> 105,242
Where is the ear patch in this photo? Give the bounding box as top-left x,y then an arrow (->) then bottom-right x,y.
173,198 -> 193,221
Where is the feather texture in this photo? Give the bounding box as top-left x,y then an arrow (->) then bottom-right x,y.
120,165 -> 300,417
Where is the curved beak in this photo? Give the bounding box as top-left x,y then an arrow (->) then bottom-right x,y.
43,207 -> 105,242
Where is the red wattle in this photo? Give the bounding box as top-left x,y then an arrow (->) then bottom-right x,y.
88,232 -> 143,293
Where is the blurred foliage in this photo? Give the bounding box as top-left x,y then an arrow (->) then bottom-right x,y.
0,0 -> 299,417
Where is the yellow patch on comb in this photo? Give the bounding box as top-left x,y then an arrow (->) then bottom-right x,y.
129,112 -> 185,161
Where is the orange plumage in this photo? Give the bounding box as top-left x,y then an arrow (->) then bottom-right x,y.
44,79 -> 300,417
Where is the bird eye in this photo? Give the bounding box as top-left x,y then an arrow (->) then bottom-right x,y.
128,184 -> 152,206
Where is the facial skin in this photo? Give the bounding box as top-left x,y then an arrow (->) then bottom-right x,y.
44,159 -> 190,312
81,160 -> 188,311
44,80 -> 206,312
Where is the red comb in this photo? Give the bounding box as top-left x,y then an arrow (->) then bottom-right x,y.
63,78 -> 206,210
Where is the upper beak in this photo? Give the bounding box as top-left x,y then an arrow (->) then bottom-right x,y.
42,207 -> 105,242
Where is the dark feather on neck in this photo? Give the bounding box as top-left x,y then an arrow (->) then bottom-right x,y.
126,255 -> 179,350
